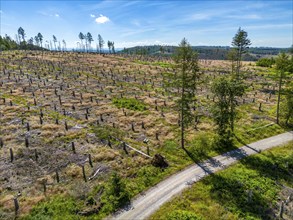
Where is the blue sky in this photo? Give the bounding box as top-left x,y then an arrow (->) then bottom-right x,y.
1,0 -> 292,48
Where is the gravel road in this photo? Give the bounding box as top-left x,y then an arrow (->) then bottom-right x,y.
111,131 -> 293,220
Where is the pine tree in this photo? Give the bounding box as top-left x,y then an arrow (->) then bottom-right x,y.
169,38 -> 201,149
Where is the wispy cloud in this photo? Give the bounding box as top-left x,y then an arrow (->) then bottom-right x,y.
190,13 -> 212,21
2,0 -> 291,48
131,19 -> 140,27
117,40 -> 176,48
226,14 -> 261,19
120,28 -> 155,37
95,14 -> 110,24
245,23 -> 292,30
37,11 -> 60,18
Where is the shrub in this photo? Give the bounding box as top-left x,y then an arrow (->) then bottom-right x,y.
166,210 -> 202,220
91,124 -> 125,141
100,172 -> 130,213
189,133 -> 214,162
256,57 -> 275,67
137,166 -> 161,187
112,98 -> 147,111
23,196 -> 80,220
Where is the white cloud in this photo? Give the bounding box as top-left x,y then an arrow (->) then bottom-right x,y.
95,14 -> 110,24
38,11 -> 60,18
0,10 -> 3,14
90,14 -> 95,18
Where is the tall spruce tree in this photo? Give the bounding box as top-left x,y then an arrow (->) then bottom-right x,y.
171,38 -> 200,150
231,27 -> 251,78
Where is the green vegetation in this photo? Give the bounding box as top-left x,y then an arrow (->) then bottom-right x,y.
91,124 -> 125,141
134,60 -> 174,68
211,77 -> 245,147
150,142 -> 293,220
100,172 -> 130,214
275,52 -> 293,124
256,57 -> 275,67
23,196 -> 81,220
166,210 -> 202,220
231,27 -> 251,77
120,45 -> 290,61
0,35 -> 44,51
23,173 -> 130,220
170,38 -> 200,149
112,97 -> 147,111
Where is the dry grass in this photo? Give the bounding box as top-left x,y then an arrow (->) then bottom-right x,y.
0,50 -> 288,218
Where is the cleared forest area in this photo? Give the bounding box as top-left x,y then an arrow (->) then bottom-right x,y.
0,50 -> 291,219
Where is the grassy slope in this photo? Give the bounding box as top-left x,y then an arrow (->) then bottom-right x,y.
150,142 -> 293,220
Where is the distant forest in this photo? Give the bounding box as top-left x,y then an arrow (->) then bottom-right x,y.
1,33 -> 290,61
119,45 -> 290,61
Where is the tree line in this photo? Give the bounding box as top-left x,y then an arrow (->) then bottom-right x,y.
120,45 -> 290,61
77,32 -> 115,54
0,27 -> 115,53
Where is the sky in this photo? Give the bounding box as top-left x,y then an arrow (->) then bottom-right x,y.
1,0 -> 292,49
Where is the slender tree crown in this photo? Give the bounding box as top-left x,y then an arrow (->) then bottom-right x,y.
86,32 -> 93,42
53,35 -> 57,42
275,53 -> 291,72
173,38 -> 200,95
37,33 -> 43,44
78,32 -> 84,40
98,34 -> 104,53
232,27 -> 251,55
231,28 -> 251,78
86,32 -> 93,43
17,27 -> 25,42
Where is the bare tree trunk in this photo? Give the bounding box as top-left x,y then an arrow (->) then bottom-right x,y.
181,85 -> 185,150
230,101 -> 235,133
14,197 -> 19,216
276,71 -> 283,124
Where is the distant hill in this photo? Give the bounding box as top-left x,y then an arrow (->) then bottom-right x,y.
118,45 -> 290,61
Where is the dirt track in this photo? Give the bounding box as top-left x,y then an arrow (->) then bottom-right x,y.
112,131 -> 293,220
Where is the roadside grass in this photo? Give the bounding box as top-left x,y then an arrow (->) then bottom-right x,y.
149,142 -> 293,220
